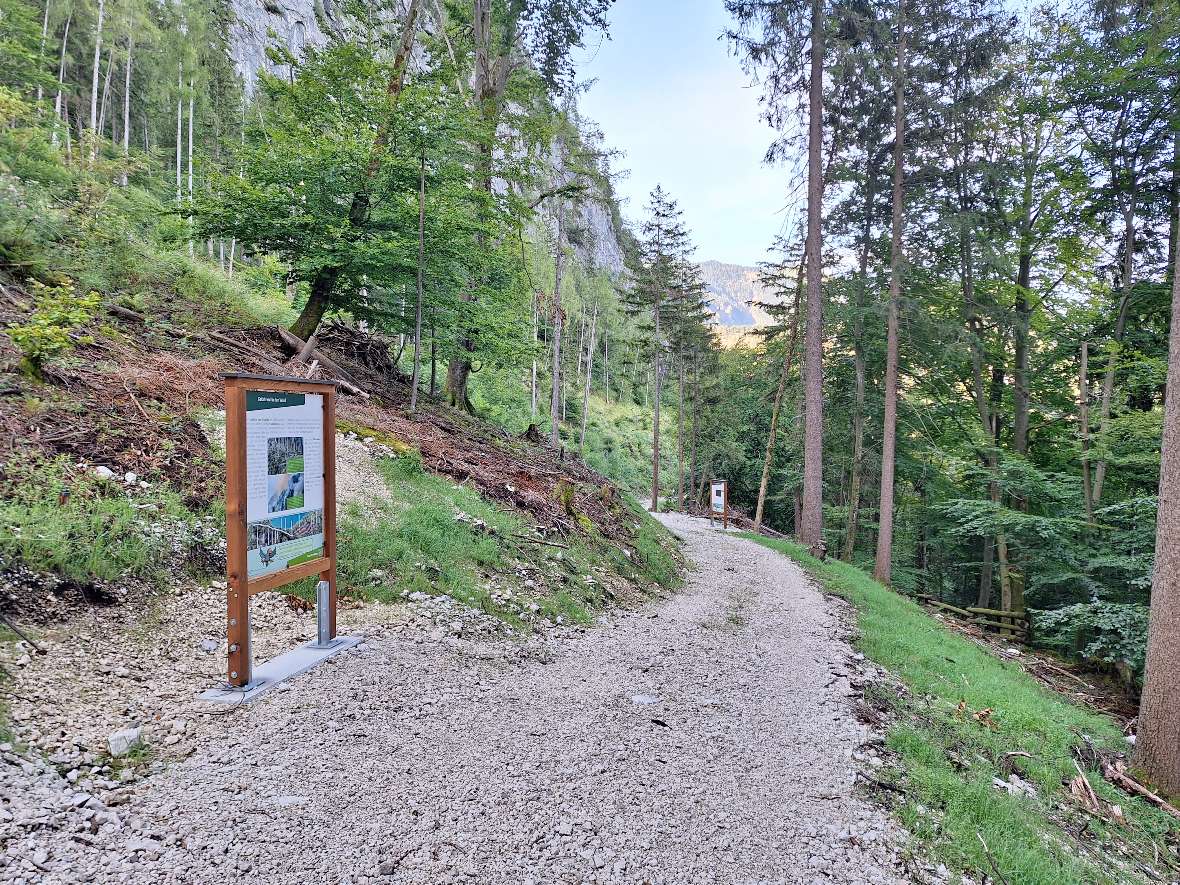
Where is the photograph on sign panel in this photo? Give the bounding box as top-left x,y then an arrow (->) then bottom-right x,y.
266,436 -> 305,513
246,509 -> 325,577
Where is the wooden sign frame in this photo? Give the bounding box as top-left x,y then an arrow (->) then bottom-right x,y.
223,373 -> 338,687
710,479 -> 728,529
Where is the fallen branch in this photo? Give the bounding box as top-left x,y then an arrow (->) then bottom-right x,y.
511,534 -> 570,550
1102,759 -> 1180,820
976,832 -> 1011,885
122,379 -> 155,423
274,327 -> 370,398
0,612 -> 45,654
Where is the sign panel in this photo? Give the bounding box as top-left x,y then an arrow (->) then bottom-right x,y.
223,374 -> 338,688
711,481 -> 726,514
245,390 -> 326,579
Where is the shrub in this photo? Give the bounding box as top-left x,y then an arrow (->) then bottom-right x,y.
6,279 -> 100,375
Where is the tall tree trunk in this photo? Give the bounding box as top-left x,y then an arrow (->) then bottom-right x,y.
603,331 -> 610,400
580,301 -> 598,451
175,63 -> 182,209
799,0 -> 826,548
1136,227 -> 1180,795
651,289 -> 663,513
677,353 -> 685,510
549,204 -> 565,448
120,41 -> 132,186
98,48 -> 113,136
1169,135 -> 1179,287
187,79 -> 194,257
845,162 -> 879,559
88,0 -> 105,162
690,354 -> 699,503
51,12 -> 71,148
410,149 -> 426,413
36,0 -> 50,107
874,0 -> 906,585
755,259 -> 804,529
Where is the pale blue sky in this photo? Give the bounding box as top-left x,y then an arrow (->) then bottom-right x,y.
573,0 -> 799,267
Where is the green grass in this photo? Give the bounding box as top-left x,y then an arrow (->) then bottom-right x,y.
743,534 -> 1177,885
0,452 -> 212,585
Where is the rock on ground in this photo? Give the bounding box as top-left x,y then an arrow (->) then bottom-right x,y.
5,513 -> 917,884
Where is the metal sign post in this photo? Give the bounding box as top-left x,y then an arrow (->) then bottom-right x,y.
710,479 -> 728,530
223,373 -> 339,688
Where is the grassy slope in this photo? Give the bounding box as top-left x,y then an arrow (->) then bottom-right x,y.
744,534 -> 1176,885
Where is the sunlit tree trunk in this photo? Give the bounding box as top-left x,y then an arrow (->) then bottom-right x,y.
187,79 -> 194,257
36,0 -> 50,107
580,301 -> 598,451
88,0 -> 105,162
677,352 -> 685,510
120,41 -> 132,186
651,289 -> 662,513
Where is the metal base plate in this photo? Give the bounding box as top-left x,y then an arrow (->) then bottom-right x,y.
198,635 -> 362,704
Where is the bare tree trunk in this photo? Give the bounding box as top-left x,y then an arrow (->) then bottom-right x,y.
120,41 -> 132,186
1136,227 -> 1180,794
755,259 -> 804,529
36,0 -> 50,106
602,331 -> 610,400
228,239 -> 237,278
410,149 -> 426,413
187,79 -> 194,257
580,301 -> 598,451
549,204 -> 565,447
88,0 -> 105,162
97,48 -> 112,136
874,0 -> 906,585
690,354 -> 700,502
677,354 -> 685,510
51,12 -> 71,148
175,63 -> 182,210
799,0 -> 826,548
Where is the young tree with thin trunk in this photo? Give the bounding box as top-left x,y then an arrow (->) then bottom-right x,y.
410,148 -> 426,413
873,0 -> 906,585
549,201 -> 566,447
88,0 -> 105,161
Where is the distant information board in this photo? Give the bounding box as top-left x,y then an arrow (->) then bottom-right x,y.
711,480 -> 726,514
710,480 -> 728,529
245,391 -> 326,579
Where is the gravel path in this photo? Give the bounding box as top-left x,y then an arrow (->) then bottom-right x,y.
14,513 -> 912,884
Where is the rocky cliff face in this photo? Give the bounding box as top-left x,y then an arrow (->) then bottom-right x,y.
224,1 -> 627,276
226,0 -> 341,91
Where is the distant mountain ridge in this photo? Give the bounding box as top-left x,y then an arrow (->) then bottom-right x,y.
697,260 -> 782,329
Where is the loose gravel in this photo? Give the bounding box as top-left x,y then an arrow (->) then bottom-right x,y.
7,512 -> 919,884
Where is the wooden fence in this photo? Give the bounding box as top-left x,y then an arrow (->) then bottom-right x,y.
920,597 -> 1029,641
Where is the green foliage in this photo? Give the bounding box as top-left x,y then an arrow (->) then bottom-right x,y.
1036,603 -> 1150,680
745,534 -> 1176,884
5,278 -> 100,373
0,453 -> 214,585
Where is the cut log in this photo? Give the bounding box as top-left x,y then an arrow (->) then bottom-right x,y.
274,327 -> 370,398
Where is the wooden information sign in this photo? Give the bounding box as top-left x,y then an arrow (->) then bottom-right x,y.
223,373 -> 338,687
710,479 -> 728,529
